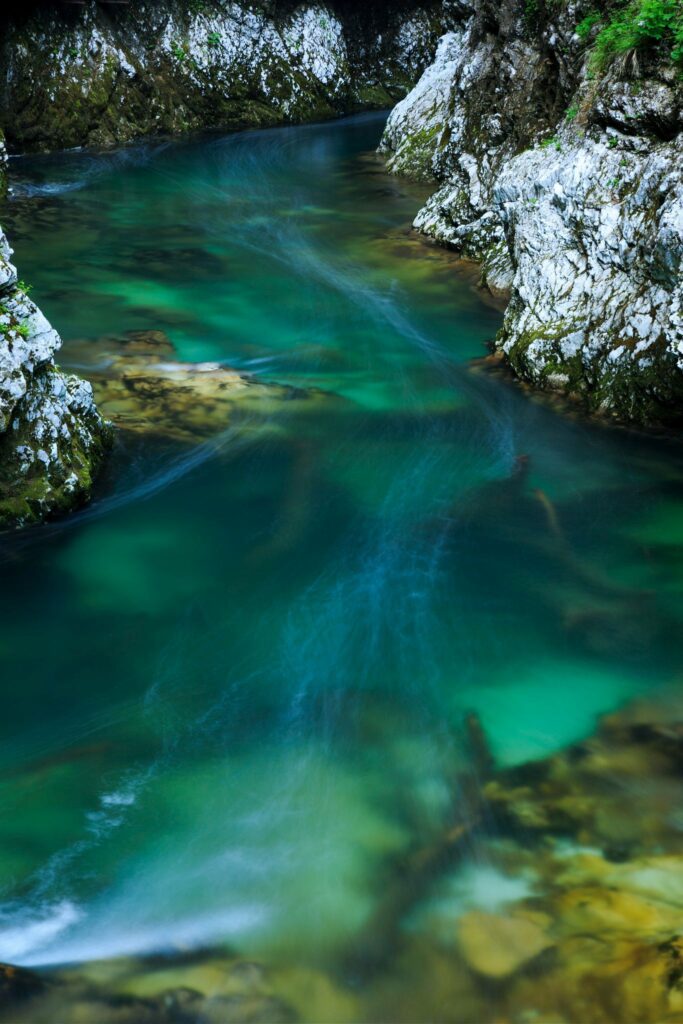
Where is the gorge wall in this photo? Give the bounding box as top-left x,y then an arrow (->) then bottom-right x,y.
380,0 -> 683,425
0,0 -> 454,152
0,0 -> 453,529
1,0 -> 682,529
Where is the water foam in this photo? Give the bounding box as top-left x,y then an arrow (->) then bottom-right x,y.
0,901 -> 81,962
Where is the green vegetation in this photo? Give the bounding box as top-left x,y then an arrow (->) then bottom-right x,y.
580,0 -> 683,70
530,0 -> 682,70
0,319 -> 30,340
170,39 -> 188,62
576,11 -> 603,37
206,31 -> 221,48
541,135 -> 563,150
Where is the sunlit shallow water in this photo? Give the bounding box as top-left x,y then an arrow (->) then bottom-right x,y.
1,113 -> 683,1022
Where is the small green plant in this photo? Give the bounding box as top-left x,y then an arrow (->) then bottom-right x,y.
565,104 -> 580,121
540,135 -> 563,151
206,31 -> 220,48
607,175 -> 622,189
170,39 -> 187,62
16,280 -> 32,295
0,317 -> 30,340
608,135 -> 619,147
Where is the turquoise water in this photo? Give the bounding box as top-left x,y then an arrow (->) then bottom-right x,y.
1,113 -> 683,1018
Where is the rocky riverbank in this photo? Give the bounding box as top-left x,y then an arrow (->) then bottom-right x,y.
0,0 -> 454,153
0,140 -> 112,528
380,0 -> 683,426
0,0 -> 455,530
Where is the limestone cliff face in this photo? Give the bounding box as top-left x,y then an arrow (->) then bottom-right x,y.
0,222 -> 112,529
0,0 -> 453,153
380,1 -> 683,425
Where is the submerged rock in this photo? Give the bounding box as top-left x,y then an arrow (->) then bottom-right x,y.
0,953 -> 301,1024
0,227 -> 112,530
0,962 -> 45,1005
456,909 -> 553,978
447,697 -> 683,1019
339,694 -> 683,1020
82,330 -> 336,443
487,692 -> 683,853
380,1 -> 683,425
4,700 -> 683,1023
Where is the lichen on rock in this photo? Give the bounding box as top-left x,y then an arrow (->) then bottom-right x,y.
0,0 -> 455,153
0,226 -> 112,530
380,0 -> 683,425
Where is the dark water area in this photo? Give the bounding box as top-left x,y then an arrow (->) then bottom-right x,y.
1,113 -> 683,1022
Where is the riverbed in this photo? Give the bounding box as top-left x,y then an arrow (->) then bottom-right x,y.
1,112 -> 683,1023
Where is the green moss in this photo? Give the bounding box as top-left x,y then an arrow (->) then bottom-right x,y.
352,83 -> 396,109
503,316 -> 683,426
388,122 -> 442,180
0,366 -> 113,530
505,319 -> 583,386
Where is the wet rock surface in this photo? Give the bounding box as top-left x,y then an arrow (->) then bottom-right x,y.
0,0 -> 455,154
73,329 -> 338,443
0,226 -> 112,530
380,0 -> 683,425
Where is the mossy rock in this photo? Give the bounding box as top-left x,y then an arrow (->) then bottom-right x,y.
0,365 -> 113,530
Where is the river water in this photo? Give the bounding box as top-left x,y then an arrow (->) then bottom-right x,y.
1,113 -> 683,1022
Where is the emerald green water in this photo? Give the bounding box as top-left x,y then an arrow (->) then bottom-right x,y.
1,113 -> 683,1016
